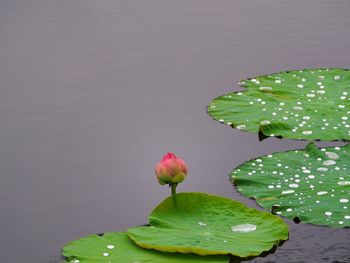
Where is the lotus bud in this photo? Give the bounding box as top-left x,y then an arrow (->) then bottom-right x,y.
155,152 -> 188,186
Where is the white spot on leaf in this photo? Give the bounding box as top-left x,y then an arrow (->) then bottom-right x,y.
231,224 -> 257,233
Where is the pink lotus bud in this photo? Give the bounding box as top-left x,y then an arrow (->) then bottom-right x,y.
155,152 -> 188,185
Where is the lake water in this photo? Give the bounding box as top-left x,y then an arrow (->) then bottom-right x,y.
0,1 -> 349,262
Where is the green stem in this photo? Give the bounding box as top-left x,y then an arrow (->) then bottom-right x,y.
171,183 -> 177,205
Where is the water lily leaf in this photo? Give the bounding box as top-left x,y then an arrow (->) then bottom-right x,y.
231,143 -> 350,228
127,192 -> 288,258
62,232 -> 228,263
207,68 -> 350,141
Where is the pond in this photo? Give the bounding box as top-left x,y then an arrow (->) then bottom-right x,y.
0,1 -> 349,262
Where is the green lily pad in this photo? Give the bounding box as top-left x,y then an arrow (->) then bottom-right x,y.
127,192 -> 288,258
207,68 -> 350,141
62,232 -> 228,263
231,143 -> 350,228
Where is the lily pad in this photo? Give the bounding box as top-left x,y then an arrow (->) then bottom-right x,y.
127,192 -> 288,258
62,232 -> 228,263
231,143 -> 350,228
207,68 -> 350,141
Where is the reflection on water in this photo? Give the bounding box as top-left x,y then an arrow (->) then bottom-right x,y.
0,1 -> 350,262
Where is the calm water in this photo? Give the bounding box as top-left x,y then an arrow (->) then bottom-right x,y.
0,1 -> 349,262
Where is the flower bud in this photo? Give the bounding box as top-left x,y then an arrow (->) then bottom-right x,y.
155,152 -> 188,185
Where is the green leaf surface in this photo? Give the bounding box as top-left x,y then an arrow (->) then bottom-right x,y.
231,143 -> 350,228
62,232 -> 228,263
207,68 -> 350,141
127,192 -> 288,258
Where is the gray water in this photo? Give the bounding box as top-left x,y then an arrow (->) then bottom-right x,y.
0,1 -> 349,262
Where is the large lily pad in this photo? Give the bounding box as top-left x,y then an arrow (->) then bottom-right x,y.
207,68 -> 350,141
231,143 -> 350,228
62,232 -> 228,263
127,192 -> 288,258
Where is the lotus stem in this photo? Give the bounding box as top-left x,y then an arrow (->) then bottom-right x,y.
171,183 -> 177,205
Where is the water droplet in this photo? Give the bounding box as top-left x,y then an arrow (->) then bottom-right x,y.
302,130 -> 313,135
323,160 -> 336,166
317,191 -> 328,195
198,222 -> 207,227
282,190 -> 295,195
325,211 -> 332,216
259,86 -> 272,91
107,245 -> 115,250
289,183 -> 299,188
340,199 -> 349,203
338,181 -> 350,186
236,124 -> 246,130
325,152 -> 339,160
260,120 -> 270,125
103,253 -> 109,257
231,224 -> 257,233
293,106 -> 303,111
